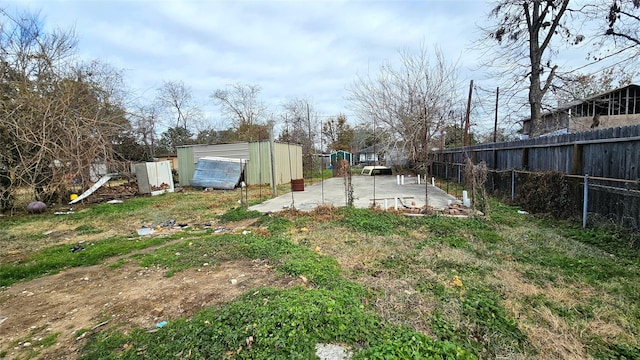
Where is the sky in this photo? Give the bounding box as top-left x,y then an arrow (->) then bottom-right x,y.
8,0 -> 546,134
11,0 -> 498,131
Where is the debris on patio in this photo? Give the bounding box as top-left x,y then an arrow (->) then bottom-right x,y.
445,203 -> 475,216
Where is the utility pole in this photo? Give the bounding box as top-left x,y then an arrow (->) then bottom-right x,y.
493,87 -> 499,143
463,80 -> 473,147
150,114 -> 156,159
307,103 -> 311,179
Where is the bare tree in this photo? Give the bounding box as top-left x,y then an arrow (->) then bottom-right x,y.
211,83 -> 267,141
129,103 -> 160,158
156,80 -> 202,130
280,97 -> 318,176
348,46 -> 461,205
579,0 -> 640,67
0,10 -> 130,210
552,66 -> 637,104
480,0 -> 581,136
348,47 -> 460,166
604,0 -> 640,47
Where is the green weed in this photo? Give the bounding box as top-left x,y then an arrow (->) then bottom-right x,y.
74,224 -> 103,235
470,228 -> 502,244
37,332 -> 60,348
81,286 -> 473,360
522,294 -> 594,322
561,223 -> 640,256
430,286 -> 528,358
136,233 -> 293,275
415,278 -> 446,298
257,215 -> 292,235
218,207 -> 262,223
338,207 -> 409,236
585,335 -> 640,360
353,329 -> 475,360
64,196 -> 159,222
487,200 -> 525,227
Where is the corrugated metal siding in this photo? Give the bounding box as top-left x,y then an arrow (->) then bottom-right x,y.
247,142 -> 272,185
177,147 -> 195,186
274,143 -> 302,184
192,143 -> 250,163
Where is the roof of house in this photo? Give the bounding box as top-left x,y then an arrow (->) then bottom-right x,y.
522,83 -> 640,123
357,144 -> 385,154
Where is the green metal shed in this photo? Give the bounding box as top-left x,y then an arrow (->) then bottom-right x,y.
330,150 -> 352,166
177,141 -> 302,187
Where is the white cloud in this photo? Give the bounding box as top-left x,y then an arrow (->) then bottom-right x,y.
16,0 -> 493,128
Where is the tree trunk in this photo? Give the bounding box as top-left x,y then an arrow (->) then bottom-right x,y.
527,2 -> 542,137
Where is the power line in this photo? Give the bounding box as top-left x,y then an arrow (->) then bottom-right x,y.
563,44 -> 638,75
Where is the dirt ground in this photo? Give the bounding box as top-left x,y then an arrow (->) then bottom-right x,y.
0,257 -> 300,359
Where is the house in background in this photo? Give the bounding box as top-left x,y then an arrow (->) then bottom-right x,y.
357,144 -> 410,167
357,145 -> 383,165
521,84 -> 640,138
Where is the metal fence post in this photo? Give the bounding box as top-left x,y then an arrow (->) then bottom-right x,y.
511,169 -> 515,201
583,174 -> 589,228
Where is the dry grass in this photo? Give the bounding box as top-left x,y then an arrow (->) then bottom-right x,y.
497,270 -> 588,358
0,187 -> 262,262
287,207 -> 640,359
3,188 -> 638,359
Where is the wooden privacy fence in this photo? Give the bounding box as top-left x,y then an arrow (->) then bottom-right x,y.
430,124 -> 640,230
433,124 -> 640,179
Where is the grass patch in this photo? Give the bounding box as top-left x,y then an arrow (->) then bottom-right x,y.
70,195 -> 161,220
503,227 -> 640,304
338,207 -> 410,236
430,286 -> 529,358
136,233 -> 296,276
80,287 -> 473,360
561,223 -> 640,257
74,224 -> 103,235
0,232 -> 190,287
522,293 -> 594,322
3,189 -> 640,359
218,207 -> 262,223
135,231 -> 345,289
257,215 -> 293,236
8,330 -> 59,360
487,200 -> 526,228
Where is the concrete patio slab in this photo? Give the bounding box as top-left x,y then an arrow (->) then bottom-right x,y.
249,175 -> 458,213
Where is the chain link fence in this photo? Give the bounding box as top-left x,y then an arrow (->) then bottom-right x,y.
432,161 -> 640,232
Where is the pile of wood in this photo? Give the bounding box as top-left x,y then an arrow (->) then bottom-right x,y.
88,181 -> 138,203
446,203 -> 473,216
151,182 -> 171,191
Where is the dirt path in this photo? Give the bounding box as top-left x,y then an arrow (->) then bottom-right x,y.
0,258 -> 299,359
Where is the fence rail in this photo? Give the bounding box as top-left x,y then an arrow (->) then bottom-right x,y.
433,124 -> 640,180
